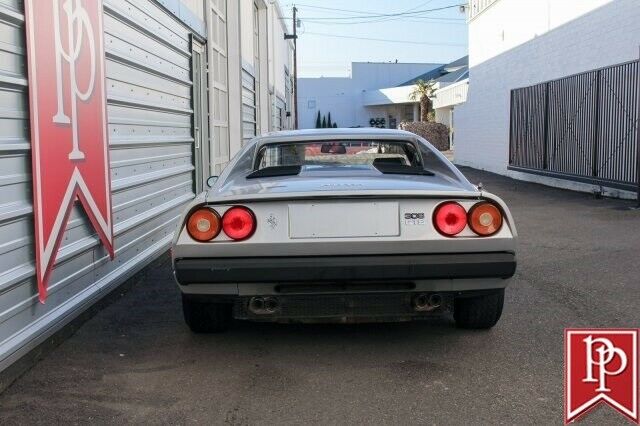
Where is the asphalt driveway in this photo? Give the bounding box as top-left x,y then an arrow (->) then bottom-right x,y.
1,168 -> 639,425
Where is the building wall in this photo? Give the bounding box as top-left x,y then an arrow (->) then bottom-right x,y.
432,79 -> 468,110
268,2 -> 294,131
467,0 -> 612,67
298,77 -> 356,128
431,79 -> 468,146
0,0 -> 199,373
435,108 -> 452,127
270,6 -> 292,99
207,0 -> 293,173
239,0 -> 255,68
207,0 -> 231,174
0,0 -> 294,375
298,63 -> 442,129
455,0 -> 640,188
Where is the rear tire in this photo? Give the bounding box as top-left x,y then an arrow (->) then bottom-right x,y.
454,289 -> 504,329
182,295 -> 231,333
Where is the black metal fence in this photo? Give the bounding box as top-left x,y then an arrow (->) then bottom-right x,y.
509,60 -> 639,192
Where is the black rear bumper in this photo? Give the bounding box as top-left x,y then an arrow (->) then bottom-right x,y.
174,252 -> 516,285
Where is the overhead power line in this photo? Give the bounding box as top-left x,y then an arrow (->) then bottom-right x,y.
302,31 -> 466,47
301,15 -> 465,25
282,4 -> 465,20
282,4 -> 379,16
303,18 -> 466,26
284,1 -> 439,16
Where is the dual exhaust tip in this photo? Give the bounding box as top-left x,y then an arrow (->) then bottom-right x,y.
249,296 -> 279,315
413,293 -> 442,312
249,293 -> 442,315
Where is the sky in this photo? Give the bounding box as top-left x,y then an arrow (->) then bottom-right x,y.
279,0 -> 469,78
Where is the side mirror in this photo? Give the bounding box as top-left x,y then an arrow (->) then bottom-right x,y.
206,176 -> 218,188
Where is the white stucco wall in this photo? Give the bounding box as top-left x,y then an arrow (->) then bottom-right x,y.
432,79 -> 468,109
455,0 -> 639,197
298,62 -> 442,129
468,0 -> 613,67
298,77 -> 354,128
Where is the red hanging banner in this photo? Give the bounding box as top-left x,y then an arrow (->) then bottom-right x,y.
25,0 -> 114,303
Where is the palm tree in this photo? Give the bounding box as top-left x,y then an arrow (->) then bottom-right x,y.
409,79 -> 435,122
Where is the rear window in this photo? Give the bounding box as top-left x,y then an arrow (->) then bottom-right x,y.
255,141 -> 423,170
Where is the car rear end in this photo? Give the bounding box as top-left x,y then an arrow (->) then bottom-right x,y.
173,192 -> 516,330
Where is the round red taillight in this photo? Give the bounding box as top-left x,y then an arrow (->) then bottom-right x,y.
187,208 -> 221,242
433,202 -> 467,237
222,206 -> 256,240
468,202 -> 503,236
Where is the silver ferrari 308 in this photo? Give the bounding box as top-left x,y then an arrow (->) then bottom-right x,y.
172,129 -> 517,332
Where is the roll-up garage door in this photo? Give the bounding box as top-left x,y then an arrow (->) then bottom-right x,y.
0,0 -> 198,372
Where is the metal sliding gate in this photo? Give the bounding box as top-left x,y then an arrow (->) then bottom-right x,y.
509,60 -> 639,193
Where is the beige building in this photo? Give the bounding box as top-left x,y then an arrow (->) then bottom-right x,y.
179,0 -> 295,176
204,0 -> 295,175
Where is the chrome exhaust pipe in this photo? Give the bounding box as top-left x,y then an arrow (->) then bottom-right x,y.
428,293 -> 442,309
249,297 -> 265,314
413,293 -> 442,312
263,297 -> 279,313
413,293 -> 430,311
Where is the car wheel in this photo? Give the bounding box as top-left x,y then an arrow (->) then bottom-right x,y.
182,295 -> 231,333
454,289 -> 504,329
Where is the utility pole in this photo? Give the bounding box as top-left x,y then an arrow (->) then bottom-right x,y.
285,6 -> 298,129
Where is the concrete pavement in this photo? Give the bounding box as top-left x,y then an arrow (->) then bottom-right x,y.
1,168 -> 638,425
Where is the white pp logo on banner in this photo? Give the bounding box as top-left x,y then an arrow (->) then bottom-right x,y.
52,0 -> 97,161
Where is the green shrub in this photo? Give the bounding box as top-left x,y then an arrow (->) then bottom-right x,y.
398,121 -> 450,151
